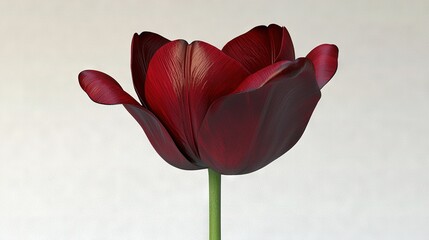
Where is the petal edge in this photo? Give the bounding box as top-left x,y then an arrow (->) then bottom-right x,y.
131,32 -> 170,105
306,44 -> 339,89
222,24 -> 295,73
124,104 -> 204,170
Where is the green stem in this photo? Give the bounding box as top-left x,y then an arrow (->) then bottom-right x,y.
208,168 -> 221,240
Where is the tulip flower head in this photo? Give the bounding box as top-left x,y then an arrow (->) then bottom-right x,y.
79,24 -> 338,175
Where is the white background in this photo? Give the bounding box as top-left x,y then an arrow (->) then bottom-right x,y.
1,0 -> 428,239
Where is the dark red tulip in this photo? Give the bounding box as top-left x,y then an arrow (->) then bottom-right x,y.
79,24 -> 338,175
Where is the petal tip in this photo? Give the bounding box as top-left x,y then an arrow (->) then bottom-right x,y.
78,69 -> 139,105
306,44 -> 339,89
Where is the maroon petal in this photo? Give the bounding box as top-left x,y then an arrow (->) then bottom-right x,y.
306,44 -> 339,89
131,32 -> 170,106
78,70 -> 202,170
197,59 -> 320,175
232,60 -> 294,94
222,24 -> 295,73
144,40 -> 249,163
78,70 -> 140,105
124,105 -> 204,170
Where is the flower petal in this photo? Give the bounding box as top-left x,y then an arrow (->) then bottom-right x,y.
222,24 -> 295,73
131,32 -> 170,106
197,59 -> 320,175
79,70 -> 140,105
145,40 -> 249,163
78,70 -> 202,170
232,60 -> 302,94
306,44 -> 339,89
124,105 -> 204,170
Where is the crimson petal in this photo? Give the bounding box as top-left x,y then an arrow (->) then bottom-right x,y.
78,70 -> 140,105
306,44 -> 339,89
197,59 -> 320,175
144,40 -> 249,163
79,70 -> 202,170
233,60 -> 295,94
131,32 -> 170,106
222,24 -> 295,73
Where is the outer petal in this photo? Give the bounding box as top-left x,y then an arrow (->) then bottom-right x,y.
222,24 -> 295,73
79,70 -> 202,170
145,40 -> 249,164
306,44 -> 339,89
131,32 -> 170,106
197,59 -> 320,175
124,105 -> 204,170
79,70 -> 140,105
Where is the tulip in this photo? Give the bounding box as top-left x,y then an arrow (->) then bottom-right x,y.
79,24 -> 338,239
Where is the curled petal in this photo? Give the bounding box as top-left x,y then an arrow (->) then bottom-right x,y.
79,70 -> 140,105
222,24 -> 295,73
131,32 -> 170,106
145,40 -> 249,162
78,70 -> 202,170
197,59 -> 320,175
306,44 -> 339,89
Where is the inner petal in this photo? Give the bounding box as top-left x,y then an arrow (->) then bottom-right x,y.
222,24 -> 295,73
144,40 -> 248,162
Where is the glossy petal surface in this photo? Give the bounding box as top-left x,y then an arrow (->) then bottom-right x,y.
131,32 -> 170,105
79,70 -> 201,170
306,44 -> 339,89
145,40 -> 249,162
197,59 -> 321,174
222,24 -> 295,73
